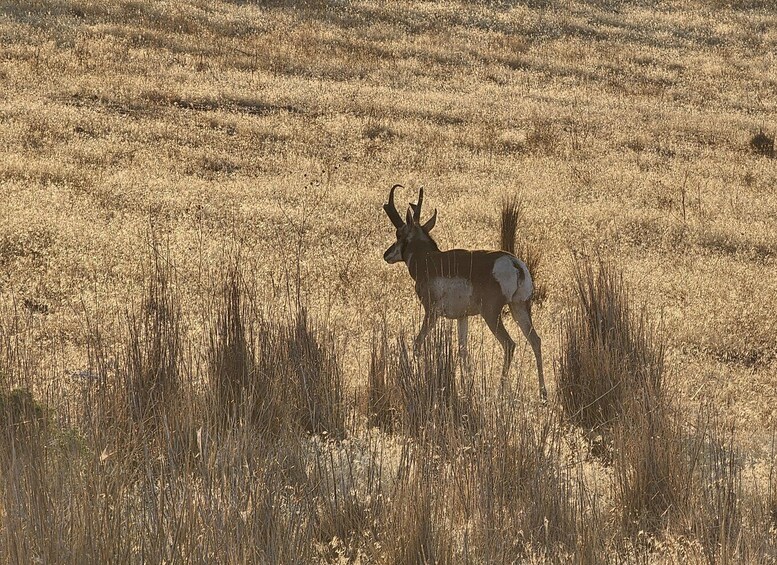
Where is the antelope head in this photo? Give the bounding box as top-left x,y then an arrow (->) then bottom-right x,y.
383,184 -> 437,264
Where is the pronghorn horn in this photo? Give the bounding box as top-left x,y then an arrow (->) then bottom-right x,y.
410,186 -> 424,222
384,184 -> 405,228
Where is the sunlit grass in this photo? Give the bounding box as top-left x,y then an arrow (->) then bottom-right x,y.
1,0 -> 776,561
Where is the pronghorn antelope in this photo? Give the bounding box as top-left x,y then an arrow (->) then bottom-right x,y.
383,185 -> 546,399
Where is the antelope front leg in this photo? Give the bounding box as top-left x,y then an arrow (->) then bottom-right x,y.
413,309 -> 437,356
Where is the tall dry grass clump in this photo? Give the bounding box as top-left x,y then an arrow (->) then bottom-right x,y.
678,411 -> 777,563
0,388 -> 46,459
396,326 -> 467,439
688,419 -> 743,564
558,260 -> 664,432
464,401 -> 579,561
208,265 -> 252,407
379,447 -> 457,565
207,264 -> 263,425
284,309 -> 346,438
0,251 -> 770,563
558,259 -> 686,533
366,322 -> 581,561
86,241 -> 193,466
614,390 -> 689,535
0,386 -> 50,561
0,251 -> 348,563
367,323 -> 481,444
207,260 -> 346,438
367,323 -> 395,433
556,259 -> 763,557
122,247 -> 182,431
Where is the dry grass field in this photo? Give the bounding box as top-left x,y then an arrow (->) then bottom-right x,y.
1,0 -> 776,562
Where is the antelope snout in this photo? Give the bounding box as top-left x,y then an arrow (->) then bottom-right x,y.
384,243 -> 402,264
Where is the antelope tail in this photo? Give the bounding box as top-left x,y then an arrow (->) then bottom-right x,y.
499,196 -> 522,254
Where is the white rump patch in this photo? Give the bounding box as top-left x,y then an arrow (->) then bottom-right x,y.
429,277 -> 475,318
493,256 -> 533,302
492,256 -> 518,300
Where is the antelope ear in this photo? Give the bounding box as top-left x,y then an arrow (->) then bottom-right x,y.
405,208 -> 414,226
422,209 -> 437,232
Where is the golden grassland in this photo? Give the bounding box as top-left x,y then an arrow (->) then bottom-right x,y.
1,0 -> 776,562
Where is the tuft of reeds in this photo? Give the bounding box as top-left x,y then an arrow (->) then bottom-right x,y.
367,323 -> 481,446
750,129 -> 775,158
557,259 -> 664,432
207,259 -> 346,439
558,258 -> 685,534
208,263 -> 255,424
368,323 -> 396,433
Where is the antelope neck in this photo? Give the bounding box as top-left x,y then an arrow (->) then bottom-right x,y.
405,237 -> 440,281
